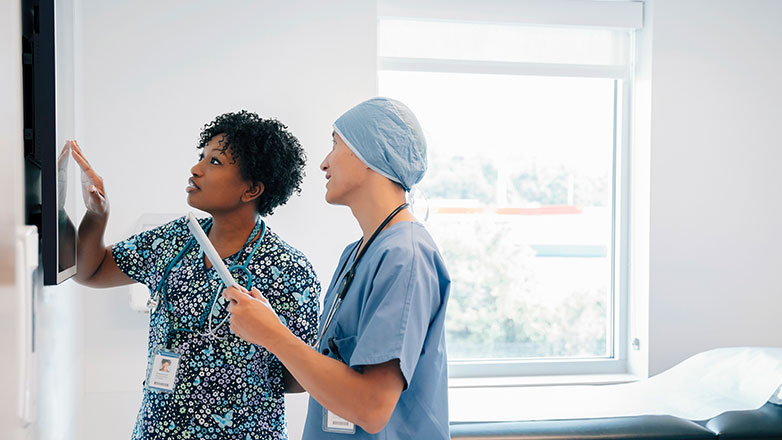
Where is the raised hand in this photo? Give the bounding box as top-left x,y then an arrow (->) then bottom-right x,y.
70,140 -> 109,217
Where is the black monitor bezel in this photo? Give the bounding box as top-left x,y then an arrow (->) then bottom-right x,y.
23,0 -> 77,285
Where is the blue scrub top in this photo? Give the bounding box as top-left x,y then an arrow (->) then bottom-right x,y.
302,221 -> 451,439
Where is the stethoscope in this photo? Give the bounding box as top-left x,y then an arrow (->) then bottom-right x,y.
315,203 -> 409,357
148,216 -> 266,348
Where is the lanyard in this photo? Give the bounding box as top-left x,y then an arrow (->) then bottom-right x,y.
154,217 -> 266,347
315,203 -> 409,349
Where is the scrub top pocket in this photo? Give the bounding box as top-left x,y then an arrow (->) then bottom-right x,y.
327,322 -> 357,363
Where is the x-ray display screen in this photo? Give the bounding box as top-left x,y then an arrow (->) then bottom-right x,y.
54,141 -> 77,280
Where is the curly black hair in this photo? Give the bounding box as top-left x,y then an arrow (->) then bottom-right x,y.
197,110 -> 306,216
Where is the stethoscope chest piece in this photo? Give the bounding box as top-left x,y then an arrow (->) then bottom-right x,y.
147,295 -> 160,313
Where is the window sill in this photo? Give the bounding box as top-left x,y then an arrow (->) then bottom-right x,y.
449,373 -> 640,389
448,373 -> 642,423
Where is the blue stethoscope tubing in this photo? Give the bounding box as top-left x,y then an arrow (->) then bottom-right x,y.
152,216 -> 266,343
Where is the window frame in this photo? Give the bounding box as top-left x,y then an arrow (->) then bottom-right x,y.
377,10 -> 639,379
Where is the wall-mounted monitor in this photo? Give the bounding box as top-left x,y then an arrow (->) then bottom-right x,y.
23,0 -> 78,285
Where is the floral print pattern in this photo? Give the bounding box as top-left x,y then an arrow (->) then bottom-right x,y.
113,216 -> 320,440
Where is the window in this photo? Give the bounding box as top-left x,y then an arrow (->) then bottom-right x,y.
377,1 -> 642,378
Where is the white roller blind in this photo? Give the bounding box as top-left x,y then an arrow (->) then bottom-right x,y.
378,0 -> 644,30
379,19 -> 632,67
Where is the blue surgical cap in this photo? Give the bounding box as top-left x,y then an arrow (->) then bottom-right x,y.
333,97 -> 427,192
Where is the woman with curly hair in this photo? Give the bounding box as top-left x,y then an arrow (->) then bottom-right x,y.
72,111 -> 320,440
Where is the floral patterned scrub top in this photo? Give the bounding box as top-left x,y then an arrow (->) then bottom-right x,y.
112,216 -> 320,440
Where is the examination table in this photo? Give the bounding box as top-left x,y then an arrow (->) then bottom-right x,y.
449,348 -> 782,440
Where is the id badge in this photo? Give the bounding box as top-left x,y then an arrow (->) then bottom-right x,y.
322,408 -> 356,434
145,349 -> 181,393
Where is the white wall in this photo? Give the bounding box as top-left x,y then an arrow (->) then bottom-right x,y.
647,0 -> 782,374
72,1 -> 376,438
20,0 -> 782,438
1,0 -> 28,437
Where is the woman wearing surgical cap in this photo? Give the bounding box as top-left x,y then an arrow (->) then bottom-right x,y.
224,97 -> 451,439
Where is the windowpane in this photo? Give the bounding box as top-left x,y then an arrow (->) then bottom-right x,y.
378,70 -> 616,360
379,19 -> 630,66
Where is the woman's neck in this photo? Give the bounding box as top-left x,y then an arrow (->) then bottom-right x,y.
349,185 -> 415,251
207,207 -> 259,254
